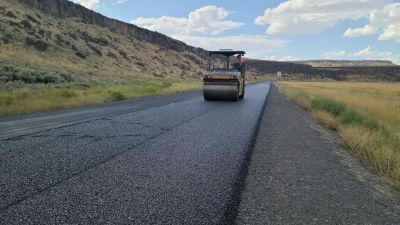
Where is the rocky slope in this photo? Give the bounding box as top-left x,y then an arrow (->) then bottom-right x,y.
20,0 -> 201,53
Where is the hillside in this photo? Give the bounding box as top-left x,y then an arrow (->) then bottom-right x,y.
293,60 -> 397,67
0,0 -> 212,84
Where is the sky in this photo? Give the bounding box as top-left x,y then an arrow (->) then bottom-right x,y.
71,0 -> 400,64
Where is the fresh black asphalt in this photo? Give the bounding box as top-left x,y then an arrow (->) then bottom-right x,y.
236,85 -> 400,225
0,82 -> 269,224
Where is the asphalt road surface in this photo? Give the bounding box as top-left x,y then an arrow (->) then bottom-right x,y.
0,82 -> 270,224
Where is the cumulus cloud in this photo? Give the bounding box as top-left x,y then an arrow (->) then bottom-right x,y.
379,23 -> 400,43
116,0 -> 128,4
176,35 -> 287,59
132,6 -> 286,60
71,0 -> 100,9
255,0 -> 388,35
323,46 -> 400,64
132,6 -> 244,36
344,3 -> 400,43
353,46 -> 376,57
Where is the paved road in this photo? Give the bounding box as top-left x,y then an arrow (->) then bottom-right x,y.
237,85 -> 400,225
0,82 -> 270,224
0,91 -> 201,140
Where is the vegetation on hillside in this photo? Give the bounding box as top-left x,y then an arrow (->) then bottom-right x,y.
279,82 -> 400,189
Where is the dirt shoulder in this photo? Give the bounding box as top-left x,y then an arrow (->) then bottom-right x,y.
236,84 -> 400,224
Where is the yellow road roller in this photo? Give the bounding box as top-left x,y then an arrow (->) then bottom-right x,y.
203,50 -> 246,101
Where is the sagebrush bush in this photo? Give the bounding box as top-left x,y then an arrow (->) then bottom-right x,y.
0,93 -> 14,106
0,64 -> 74,84
109,91 -> 126,101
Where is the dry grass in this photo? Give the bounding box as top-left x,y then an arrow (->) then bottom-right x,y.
279,81 -> 400,190
0,78 -> 201,116
312,110 -> 337,130
281,82 -> 400,131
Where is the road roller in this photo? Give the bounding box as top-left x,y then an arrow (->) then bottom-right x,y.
203,50 -> 246,101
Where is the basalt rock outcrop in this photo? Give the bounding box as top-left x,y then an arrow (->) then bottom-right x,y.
18,0 -> 206,55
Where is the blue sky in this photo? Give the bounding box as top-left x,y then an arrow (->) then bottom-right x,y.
72,0 -> 400,64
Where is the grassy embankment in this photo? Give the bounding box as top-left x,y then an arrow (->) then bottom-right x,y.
0,63 -> 201,116
0,78 -> 201,116
278,82 -> 400,189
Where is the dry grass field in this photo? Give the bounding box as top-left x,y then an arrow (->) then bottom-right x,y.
279,81 -> 400,189
0,78 -> 201,116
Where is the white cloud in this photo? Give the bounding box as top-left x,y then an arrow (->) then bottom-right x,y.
132,6 -> 287,60
344,3 -> 400,43
353,45 -> 375,57
255,0 -> 388,35
175,35 -> 286,59
379,23 -> 400,43
116,0 -> 128,4
343,25 -> 376,37
71,0 -> 100,9
132,6 -> 244,36
264,55 -> 299,61
323,50 -> 347,59
322,46 -> 400,64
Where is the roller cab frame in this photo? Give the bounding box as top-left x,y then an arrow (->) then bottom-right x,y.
203,50 -> 246,101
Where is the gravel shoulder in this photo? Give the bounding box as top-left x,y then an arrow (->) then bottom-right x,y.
236,84 -> 400,225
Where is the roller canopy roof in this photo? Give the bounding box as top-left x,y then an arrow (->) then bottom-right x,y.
208,50 -> 246,57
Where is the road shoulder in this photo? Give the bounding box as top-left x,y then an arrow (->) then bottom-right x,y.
236,84 -> 400,224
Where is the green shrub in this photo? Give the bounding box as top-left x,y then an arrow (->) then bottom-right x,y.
109,91 -> 125,101
311,98 -> 346,117
311,97 -> 385,133
339,109 -> 385,132
0,64 -> 74,84
339,109 -> 366,125
161,80 -> 172,88
0,94 -> 14,106
15,89 -> 31,99
60,89 -> 78,98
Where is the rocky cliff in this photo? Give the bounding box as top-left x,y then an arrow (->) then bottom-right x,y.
18,0 -> 205,54
246,59 -> 313,76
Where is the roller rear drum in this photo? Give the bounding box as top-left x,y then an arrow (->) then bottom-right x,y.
203,82 -> 239,101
